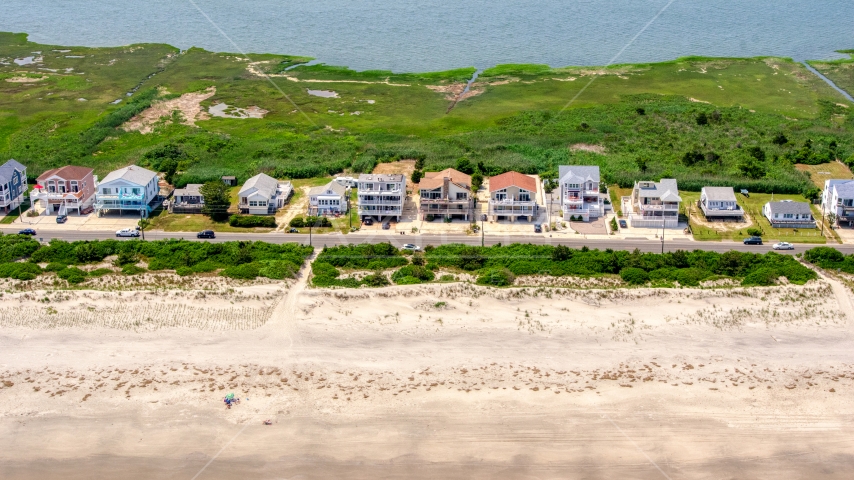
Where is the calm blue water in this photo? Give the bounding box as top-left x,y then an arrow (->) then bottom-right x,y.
2,0 -> 853,72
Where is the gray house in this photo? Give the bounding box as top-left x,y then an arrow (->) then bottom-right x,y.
0,159 -> 27,213
169,184 -> 204,213
699,186 -> 743,220
763,200 -> 816,228
308,181 -> 349,216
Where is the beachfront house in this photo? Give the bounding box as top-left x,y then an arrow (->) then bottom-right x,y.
357,173 -> 406,221
763,200 -> 816,229
0,159 -> 27,214
822,179 -> 854,227
238,173 -> 293,215
308,181 -> 349,216
625,178 -> 681,228
558,165 -> 603,221
169,184 -> 205,213
31,165 -> 96,216
488,171 -> 538,221
699,186 -> 743,220
418,168 -> 474,221
94,165 -> 159,218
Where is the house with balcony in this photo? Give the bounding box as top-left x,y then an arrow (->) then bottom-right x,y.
418,168 -> 474,221
357,173 -> 405,221
626,178 -> 682,228
238,173 -> 293,215
0,159 -> 27,214
699,186 -> 743,220
763,200 -> 816,229
822,179 -> 854,227
94,165 -> 159,217
488,171 -> 538,221
308,181 -> 348,216
31,165 -> 96,216
558,165 -> 604,221
169,184 -> 204,213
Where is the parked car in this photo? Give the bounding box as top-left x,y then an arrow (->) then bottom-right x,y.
402,243 -> 421,251
382,222 -> 391,230
116,228 -> 140,238
743,236 -> 763,245
197,230 -> 215,239
618,219 -> 628,229
56,214 -> 68,224
288,228 -> 299,233
534,223 -> 542,233
772,241 -> 794,250
362,218 -> 374,226
18,228 -> 36,236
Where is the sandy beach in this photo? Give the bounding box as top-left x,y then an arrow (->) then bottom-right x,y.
2,271 -> 854,478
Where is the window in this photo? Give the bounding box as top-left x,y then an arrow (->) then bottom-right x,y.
48,181 -> 56,193
519,193 -> 530,202
102,188 -> 111,195
495,193 -> 506,201
71,181 -> 79,193
456,192 -> 467,200
132,188 -> 141,195
783,213 -> 793,219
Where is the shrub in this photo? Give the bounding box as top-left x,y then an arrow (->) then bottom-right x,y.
392,265 -> 435,284
476,267 -> 515,286
114,250 -> 138,266
45,262 -> 68,272
0,262 -> 42,280
259,260 -> 297,280
121,264 -> 146,275
620,267 -> 649,285
289,216 -> 331,228
438,274 -> 457,282
746,227 -> 763,237
316,243 -> 408,269
362,272 -> 391,287
675,268 -> 707,287
229,215 -> 277,228
176,266 -> 194,276
57,267 -> 88,284
88,268 -> 113,277
741,267 -> 778,286
610,217 -> 618,232
220,263 -> 261,280
394,276 -> 423,285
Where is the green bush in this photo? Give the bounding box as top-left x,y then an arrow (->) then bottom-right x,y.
675,268 -> 707,287
176,266 -> 194,276
741,267 -> 778,286
0,262 -> 42,280
394,276 -> 423,285
121,264 -> 146,275
45,262 -> 68,272
476,267 -> 515,286
746,227 -> 763,237
289,216 -> 332,228
57,266 -> 88,284
88,268 -> 113,277
391,265 -> 435,284
316,243 -> 408,269
361,272 -> 391,287
229,215 -> 277,228
220,263 -> 261,280
259,260 -> 297,280
620,267 -> 649,285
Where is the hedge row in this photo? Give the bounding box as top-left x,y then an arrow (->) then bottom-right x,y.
229,215 -> 277,228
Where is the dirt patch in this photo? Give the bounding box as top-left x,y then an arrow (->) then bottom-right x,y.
569,143 -> 606,154
372,160 -> 416,177
689,97 -> 711,104
5,75 -> 47,83
122,87 -> 216,134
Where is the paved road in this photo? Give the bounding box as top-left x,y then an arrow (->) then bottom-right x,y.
4,226 -> 850,254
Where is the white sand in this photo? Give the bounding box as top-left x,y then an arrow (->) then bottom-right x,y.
2,273 -> 854,478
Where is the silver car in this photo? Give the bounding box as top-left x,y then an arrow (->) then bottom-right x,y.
772,242 -> 794,250
116,228 -> 140,238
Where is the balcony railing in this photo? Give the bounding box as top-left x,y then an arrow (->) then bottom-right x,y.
358,199 -> 404,205
638,203 -> 679,211
490,199 -> 536,206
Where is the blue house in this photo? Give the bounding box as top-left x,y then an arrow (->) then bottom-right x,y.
0,159 -> 27,213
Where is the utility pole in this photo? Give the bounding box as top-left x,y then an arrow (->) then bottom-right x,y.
661,216 -> 665,254
481,215 -> 485,247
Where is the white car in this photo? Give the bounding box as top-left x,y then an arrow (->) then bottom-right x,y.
116,228 -> 140,238
772,242 -> 794,250
402,244 -> 421,251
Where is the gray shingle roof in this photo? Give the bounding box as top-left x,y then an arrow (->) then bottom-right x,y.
239,173 -> 279,199
558,165 -> 600,184
358,173 -> 405,183
173,184 -> 203,197
0,159 -> 26,184
100,165 -> 157,186
309,181 -> 347,197
765,200 -> 812,216
636,178 -> 681,202
701,186 -> 736,202
829,180 -> 854,199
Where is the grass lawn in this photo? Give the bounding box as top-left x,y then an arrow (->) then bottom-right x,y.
685,191 -> 828,243
795,161 -> 854,188
0,199 -> 31,225
608,185 -> 633,216
285,188 -> 359,234
808,51 -> 854,99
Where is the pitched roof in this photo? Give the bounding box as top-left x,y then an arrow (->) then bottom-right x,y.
635,178 -> 681,202
766,200 -> 812,216
701,186 -> 736,202
100,165 -> 157,186
489,171 -> 536,192
358,173 -> 405,183
558,165 -> 600,185
239,173 -> 280,199
173,184 -> 203,197
828,179 -> 854,198
308,181 -> 347,197
419,168 -> 471,190
37,165 -> 93,182
0,159 -> 26,183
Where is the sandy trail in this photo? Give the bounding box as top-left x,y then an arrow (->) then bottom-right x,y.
2,279 -> 854,478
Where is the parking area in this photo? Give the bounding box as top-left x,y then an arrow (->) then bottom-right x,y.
9,211 -> 138,232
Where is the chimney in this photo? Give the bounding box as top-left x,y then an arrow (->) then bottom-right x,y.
443,176 -> 450,200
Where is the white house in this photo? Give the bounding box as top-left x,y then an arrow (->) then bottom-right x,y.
308,181 -> 349,216
94,165 -> 159,217
821,179 -> 854,227
238,173 -> 292,215
625,178 -> 681,228
0,159 -> 27,213
699,186 -> 743,220
357,173 -> 406,221
558,165 -> 603,221
763,200 -> 816,229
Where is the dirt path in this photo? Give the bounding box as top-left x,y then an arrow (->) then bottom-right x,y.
122,87 -> 215,133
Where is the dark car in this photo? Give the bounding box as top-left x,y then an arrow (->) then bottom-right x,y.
618,219 -> 628,229
743,236 -> 763,245
534,223 -> 542,233
362,218 -> 374,226
288,228 -> 299,233
382,222 -> 391,230
56,214 -> 68,224
18,228 -> 36,236
197,230 -> 215,239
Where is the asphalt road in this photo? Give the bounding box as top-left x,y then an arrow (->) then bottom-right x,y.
4,226 -> 850,254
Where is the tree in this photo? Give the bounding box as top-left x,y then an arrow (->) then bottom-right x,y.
739,156 -> 766,179
696,112 -> 708,126
414,157 -> 425,170
635,157 -> 648,173
455,157 -> 473,174
411,169 -> 423,184
827,212 -> 838,227
747,146 -> 766,162
471,172 -> 483,191
803,187 -> 821,202
772,132 -> 789,145
137,218 -> 151,240
635,107 -> 645,116
200,181 -> 231,221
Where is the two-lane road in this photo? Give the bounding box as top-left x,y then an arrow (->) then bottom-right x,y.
4,226 -> 849,255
